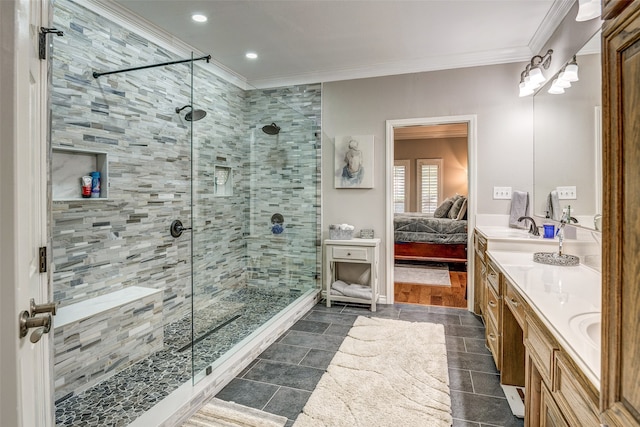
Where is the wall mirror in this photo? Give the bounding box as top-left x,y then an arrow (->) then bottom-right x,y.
533,30 -> 602,231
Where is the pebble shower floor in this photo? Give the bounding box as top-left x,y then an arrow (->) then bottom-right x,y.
54,287 -> 301,426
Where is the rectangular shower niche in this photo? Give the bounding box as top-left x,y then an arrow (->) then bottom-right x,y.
214,165 -> 232,197
52,147 -> 109,201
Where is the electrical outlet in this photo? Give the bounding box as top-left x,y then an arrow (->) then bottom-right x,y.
557,186 -> 577,199
493,186 -> 512,200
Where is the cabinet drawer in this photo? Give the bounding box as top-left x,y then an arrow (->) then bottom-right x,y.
331,246 -> 369,261
474,232 -> 487,258
486,315 -> 501,370
553,352 -> 599,427
485,281 -> 501,326
504,279 -> 527,328
486,258 -> 500,294
525,315 -> 558,385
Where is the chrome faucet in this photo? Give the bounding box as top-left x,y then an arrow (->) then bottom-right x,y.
557,206 -> 577,255
557,221 -> 565,255
518,216 -> 540,236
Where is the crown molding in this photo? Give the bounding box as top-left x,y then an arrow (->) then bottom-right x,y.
529,0 -> 575,55
248,46 -> 533,89
81,0 -> 251,90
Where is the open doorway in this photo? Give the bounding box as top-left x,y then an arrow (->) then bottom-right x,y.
385,116 -> 477,309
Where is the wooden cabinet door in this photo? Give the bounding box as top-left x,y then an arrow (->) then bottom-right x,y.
602,3 -> 640,426
541,383 -> 569,427
602,0 -> 633,20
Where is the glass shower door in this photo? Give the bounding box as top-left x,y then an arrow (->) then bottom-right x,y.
190,82 -> 320,379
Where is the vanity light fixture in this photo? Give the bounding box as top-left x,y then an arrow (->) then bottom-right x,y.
560,56 -> 579,82
518,49 -> 553,97
191,14 -> 207,23
549,56 -> 579,95
576,0 -> 600,21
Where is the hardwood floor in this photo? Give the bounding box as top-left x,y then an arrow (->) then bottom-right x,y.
394,268 -> 467,308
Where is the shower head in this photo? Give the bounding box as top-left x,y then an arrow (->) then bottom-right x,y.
175,105 -> 207,122
262,123 -> 280,135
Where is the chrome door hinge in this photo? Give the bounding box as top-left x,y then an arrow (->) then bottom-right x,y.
39,246 -> 47,273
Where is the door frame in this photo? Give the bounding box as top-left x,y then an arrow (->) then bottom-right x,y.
384,115 -> 477,309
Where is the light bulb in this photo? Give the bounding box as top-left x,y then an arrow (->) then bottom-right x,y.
529,67 -> 546,85
576,0 -> 600,21
553,78 -> 571,88
548,85 -> 565,94
563,64 -> 579,82
519,82 -> 534,97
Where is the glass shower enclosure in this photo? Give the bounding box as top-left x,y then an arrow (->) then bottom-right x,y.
49,0 -> 320,424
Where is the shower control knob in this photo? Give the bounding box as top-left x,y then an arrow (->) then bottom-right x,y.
170,219 -> 192,238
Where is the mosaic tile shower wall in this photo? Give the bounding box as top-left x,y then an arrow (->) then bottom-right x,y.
244,87 -> 322,292
50,0 -> 321,404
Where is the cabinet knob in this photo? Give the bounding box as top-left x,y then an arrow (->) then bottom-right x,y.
510,298 -> 519,307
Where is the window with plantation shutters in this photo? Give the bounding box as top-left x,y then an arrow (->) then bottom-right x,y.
393,160 -> 410,213
417,159 -> 443,215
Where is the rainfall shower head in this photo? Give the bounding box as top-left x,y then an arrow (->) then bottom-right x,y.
175,105 -> 207,122
261,123 -> 280,135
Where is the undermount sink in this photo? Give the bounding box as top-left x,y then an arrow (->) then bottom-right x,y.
569,312 -> 601,349
490,230 -> 533,238
533,252 -> 580,266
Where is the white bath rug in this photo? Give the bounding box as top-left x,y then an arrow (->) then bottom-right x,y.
394,264 -> 451,286
182,398 -> 287,427
293,316 -> 452,427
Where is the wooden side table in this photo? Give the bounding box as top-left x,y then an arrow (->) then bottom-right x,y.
324,238 -> 380,311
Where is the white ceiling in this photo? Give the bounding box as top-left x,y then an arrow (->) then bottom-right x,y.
113,0 -> 575,88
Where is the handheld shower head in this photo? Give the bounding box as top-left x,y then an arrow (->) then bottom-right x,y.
262,123 -> 280,135
175,105 -> 207,122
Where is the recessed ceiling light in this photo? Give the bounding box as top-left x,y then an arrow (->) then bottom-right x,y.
191,14 -> 207,23
245,52 -> 258,59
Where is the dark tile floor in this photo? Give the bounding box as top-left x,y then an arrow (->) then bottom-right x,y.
215,301 -> 524,427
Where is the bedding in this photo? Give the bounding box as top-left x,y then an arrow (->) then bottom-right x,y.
393,212 -> 468,263
394,213 -> 467,244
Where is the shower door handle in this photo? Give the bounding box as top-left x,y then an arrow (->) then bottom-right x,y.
170,219 -> 192,238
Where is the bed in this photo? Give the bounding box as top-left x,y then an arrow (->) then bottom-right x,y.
393,212 -> 468,263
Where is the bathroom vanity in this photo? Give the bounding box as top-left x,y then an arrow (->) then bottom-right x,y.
474,226 -> 601,426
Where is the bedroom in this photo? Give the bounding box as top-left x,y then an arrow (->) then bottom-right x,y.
392,123 -> 469,307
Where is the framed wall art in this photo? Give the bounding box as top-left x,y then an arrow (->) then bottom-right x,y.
334,135 -> 374,189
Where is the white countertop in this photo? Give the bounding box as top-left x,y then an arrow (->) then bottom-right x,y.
486,249 -> 601,388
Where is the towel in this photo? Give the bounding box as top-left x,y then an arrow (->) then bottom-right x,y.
330,280 -> 372,299
509,191 -> 529,228
546,190 -> 561,221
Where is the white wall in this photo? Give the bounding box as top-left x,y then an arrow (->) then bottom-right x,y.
322,61 -> 534,300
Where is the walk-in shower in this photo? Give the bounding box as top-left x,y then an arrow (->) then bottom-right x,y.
49,1 -> 320,425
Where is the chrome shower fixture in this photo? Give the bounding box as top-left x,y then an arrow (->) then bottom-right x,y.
175,105 -> 207,122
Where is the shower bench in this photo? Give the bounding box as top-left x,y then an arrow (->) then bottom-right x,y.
53,286 -> 164,401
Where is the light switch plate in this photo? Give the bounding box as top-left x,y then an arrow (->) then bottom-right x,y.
557,186 -> 577,199
493,186 -> 512,200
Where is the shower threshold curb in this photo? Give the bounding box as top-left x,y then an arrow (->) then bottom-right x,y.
128,289 -> 320,427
